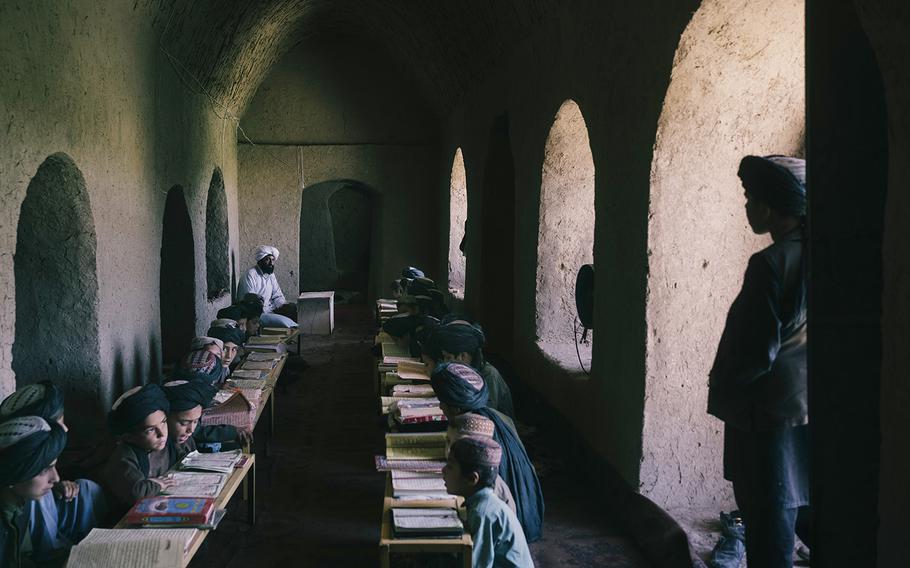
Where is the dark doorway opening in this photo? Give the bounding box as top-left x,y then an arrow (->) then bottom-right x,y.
160,186 -> 196,367
13,153 -> 103,441
479,114 -> 517,357
299,180 -> 374,303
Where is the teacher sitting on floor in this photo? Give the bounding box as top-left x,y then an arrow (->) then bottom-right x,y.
237,245 -> 297,329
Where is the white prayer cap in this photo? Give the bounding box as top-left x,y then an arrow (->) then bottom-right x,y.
255,245 -> 280,261
190,336 -> 223,352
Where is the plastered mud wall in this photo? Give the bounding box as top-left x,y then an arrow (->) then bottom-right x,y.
237,36 -> 439,301
447,149 -> 468,298
0,2 -> 241,418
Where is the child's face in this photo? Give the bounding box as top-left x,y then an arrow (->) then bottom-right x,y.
442,454 -> 473,497
125,410 -> 169,451
167,406 -> 202,445
11,460 -> 60,501
246,317 -> 260,337
222,342 -> 239,365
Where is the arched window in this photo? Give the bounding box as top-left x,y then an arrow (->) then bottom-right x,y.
13,153 -> 102,434
448,148 -> 468,298
535,100 -> 596,372
160,186 -> 196,366
205,168 -> 230,300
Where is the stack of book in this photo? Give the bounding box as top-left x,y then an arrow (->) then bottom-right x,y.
385,432 -> 447,460
391,508 -> 463,539
244,335 -> 287,353
390,398 -> 445,425
391,470 -> 449,500
124,496 -> 224,529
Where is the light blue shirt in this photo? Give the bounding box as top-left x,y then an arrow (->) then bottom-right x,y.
465,487 -> 534,568
237,267 -> 286,313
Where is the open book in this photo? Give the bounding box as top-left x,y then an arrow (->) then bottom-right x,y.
178,450 -> 242,474
65,528 -> 196,567
386,432 -> 447,460
391,508 -> 463,539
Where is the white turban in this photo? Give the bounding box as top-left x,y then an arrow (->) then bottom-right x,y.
255,245 -> 280,262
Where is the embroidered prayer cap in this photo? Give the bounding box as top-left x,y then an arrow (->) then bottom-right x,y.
738,155 -> 807,217
190,336 -> 223,354
450,435 -> 502,469
216,305 -> 247,322
0,416 -> 67,486
0,381 -> 65,422
207,326 -> 246,347
448,412 -> 495,440
430,362 -> 488,411
255,245 -> 280,261
162,380 -> 217,412
108,384 -> 170,436
401,266 -> 425,279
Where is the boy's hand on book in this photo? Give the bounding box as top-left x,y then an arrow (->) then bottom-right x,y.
152,477 -> 178,491
53,480 -> 80,502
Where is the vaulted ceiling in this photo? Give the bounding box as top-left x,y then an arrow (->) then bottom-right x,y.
150,0 -> 558,117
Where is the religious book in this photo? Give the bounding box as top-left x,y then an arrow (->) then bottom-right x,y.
381,342 -> 411,359
239,360 -> 276,371
246,352 -> 282,362
178,449 -> 243,474
391,474 -> 448,499
393,399 -> 445,425
391,508 -> 463,539
66,528 -> 197,567
391,384 -> 435,397
386,432 -> 447,460
124,496 -> 214,527
200,390 -> 254,430
260,326 -> 292,336
228,378 -> 268,390
382,355 -> 421,365
229,369 -> 267,380
374,455 -> 445,473
162,471 -> 227,498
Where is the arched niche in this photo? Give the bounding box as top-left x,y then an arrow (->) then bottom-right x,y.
160,185 -> 196,366
205,168 -> 230,300
299,180 -> 375,300
448,148 -> 468,298
13,153 -> 103,437
535,99 -> 595,372
642,0 -> 806,510
479,114 -> 517,357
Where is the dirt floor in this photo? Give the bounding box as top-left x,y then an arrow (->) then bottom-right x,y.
194,305 -> 650,567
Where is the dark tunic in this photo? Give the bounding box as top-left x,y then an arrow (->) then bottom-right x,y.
101,441 -> 178,511
708,228 -> 808,508
0,501 -> 29,568
479,363 -> 515,420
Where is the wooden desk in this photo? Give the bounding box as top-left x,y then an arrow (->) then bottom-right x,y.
378,473 -> 471,568
239,352 -> 288,457
114,455 -> 256,567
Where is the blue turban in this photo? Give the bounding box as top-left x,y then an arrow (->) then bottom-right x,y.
108,384 -> 170,436
738,155 -> 807,217
431,362 -> 545,542
0,416 -> 67,485
401,266 -> 425,279
162,380 -> 218,412
0,381 -> 65,422
425,323 -> 486,368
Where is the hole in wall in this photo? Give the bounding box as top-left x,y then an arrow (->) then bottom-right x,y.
160,185 -> 196,366
535,100 -> 595,373
448,147 -> 468,299
205,168 -> 230,300
13,152 -> 103,441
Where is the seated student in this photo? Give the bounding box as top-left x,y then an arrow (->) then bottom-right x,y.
162,380 -> 252,454
400,266 -> 425,281
0,416 -> 96,568
383,306 -> 439,358
443,437 -> 534,568
431,362 -> 544,542
171,337 -> 226,386
237,246 -> 297,328
423,323 -> 515,419
216,305 -> 247,333
207,325 -> 245,372
101,384 -> 178,510
447,413 -> 516,515
389,279 -> 406,300
239,294 -> 264,338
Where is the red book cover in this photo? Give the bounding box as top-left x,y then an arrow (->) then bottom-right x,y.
125,496 -> 214,526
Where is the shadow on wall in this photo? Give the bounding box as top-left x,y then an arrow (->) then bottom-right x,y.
160,185 -> 196,367
299,180 -> 374,299
12,152 -> 103,443
205,168 -> 230,301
